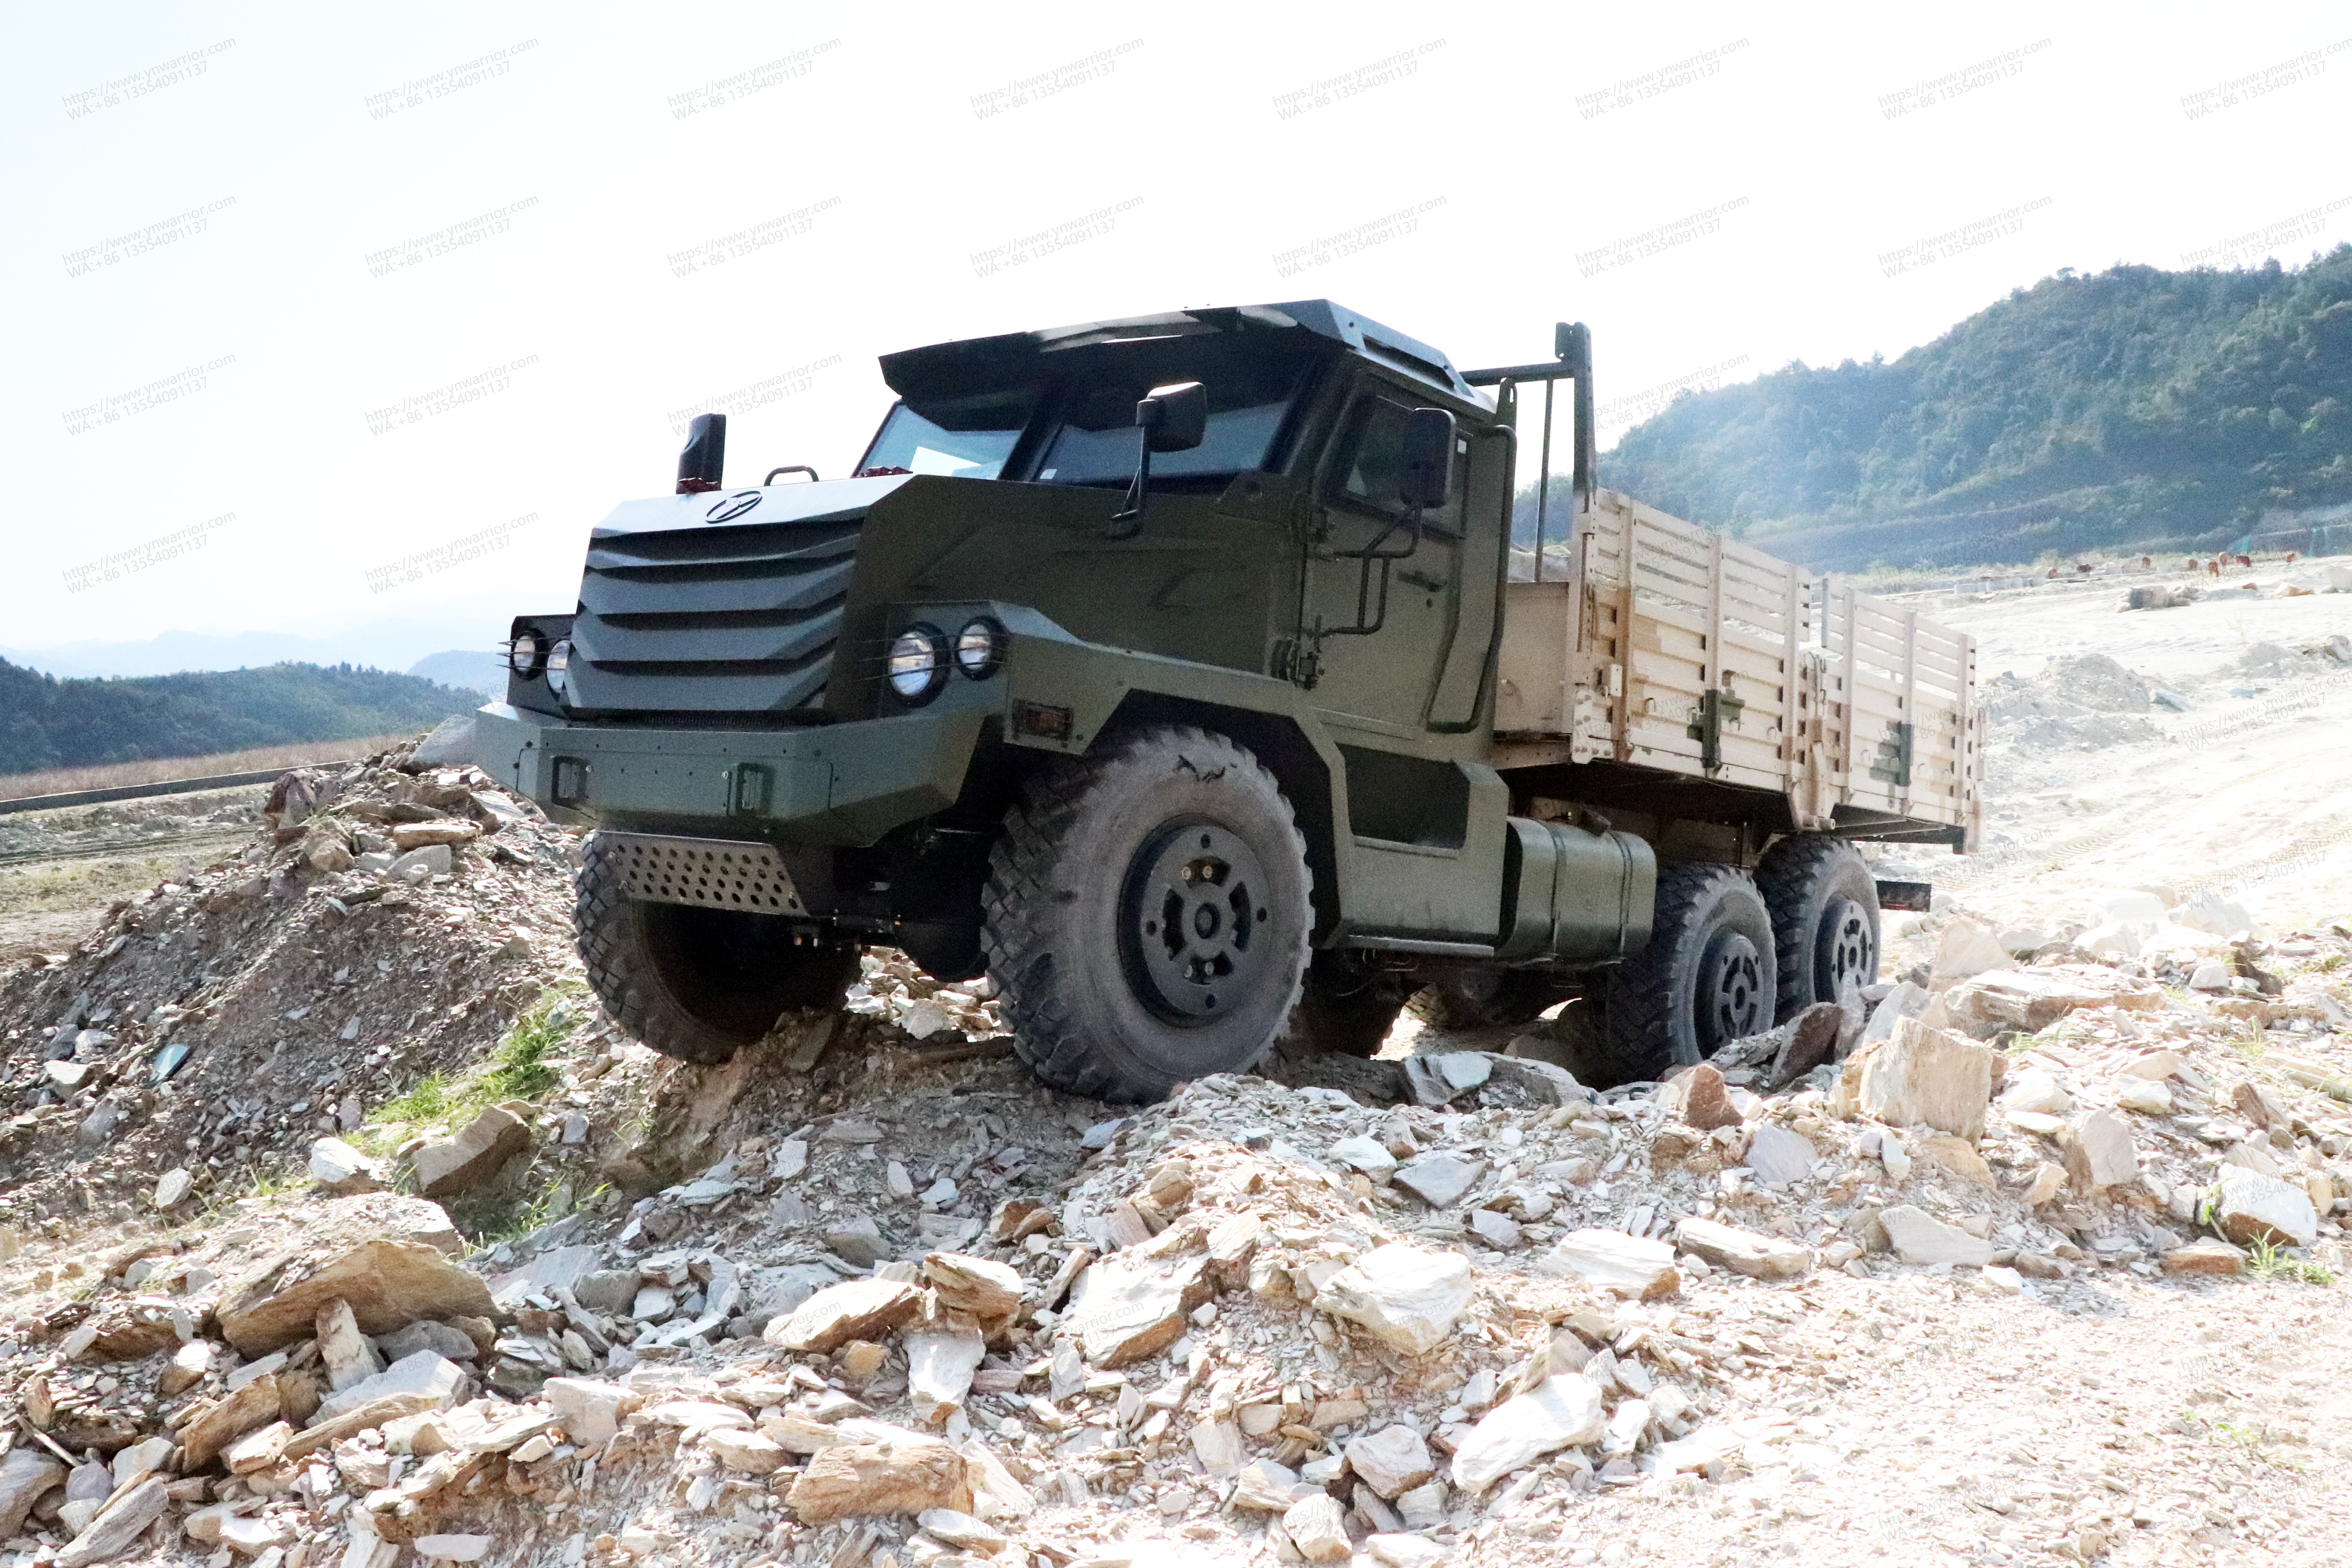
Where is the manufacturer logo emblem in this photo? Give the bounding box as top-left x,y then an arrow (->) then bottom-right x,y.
704,490 -> 763,524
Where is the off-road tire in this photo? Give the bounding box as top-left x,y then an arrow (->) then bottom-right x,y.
577,832 -> 858,1066
983,726 -> 1314,1103
1756,834 -> 1880,1020
1597,862 -> 1777,1083
1412,970 -> 1573,1031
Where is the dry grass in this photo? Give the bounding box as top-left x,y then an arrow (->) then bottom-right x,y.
0,733 -> 418,801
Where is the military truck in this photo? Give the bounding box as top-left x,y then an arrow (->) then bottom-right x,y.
476,301 -> 1981,1101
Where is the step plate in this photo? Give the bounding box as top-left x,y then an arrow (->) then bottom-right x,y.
601,832 -> 805,915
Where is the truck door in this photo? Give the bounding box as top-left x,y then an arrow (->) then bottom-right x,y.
1301,381 -> 1512,943
1301,385 -> 1474,730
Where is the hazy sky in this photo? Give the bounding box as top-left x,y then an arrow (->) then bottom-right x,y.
7,2 -> 2349,659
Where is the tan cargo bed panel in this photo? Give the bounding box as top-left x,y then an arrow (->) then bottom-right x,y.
1493,489 -> 1983,845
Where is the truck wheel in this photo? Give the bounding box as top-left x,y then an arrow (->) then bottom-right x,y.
1285,953 -> 1408,1058
1599,862 -> 1776,1081
1756,835 -> 1880,1020
1413,970 -> 1572,1031
984,726 -> 1314,1103
576,832 -> 858,1066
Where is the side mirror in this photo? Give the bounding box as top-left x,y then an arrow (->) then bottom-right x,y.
677,412 -> 727,494
1402,407 -> 1457,510
1138,381 -> 1207,453
1107,381 -> 1208,535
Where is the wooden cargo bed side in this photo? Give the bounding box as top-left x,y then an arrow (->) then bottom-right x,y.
1493,489 -> 1982,846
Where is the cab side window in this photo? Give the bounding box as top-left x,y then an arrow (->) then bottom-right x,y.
1328,392 -> 1466,535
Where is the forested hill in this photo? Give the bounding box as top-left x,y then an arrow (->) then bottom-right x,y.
1598,248 -> 2352,570
0,660 -> 470,775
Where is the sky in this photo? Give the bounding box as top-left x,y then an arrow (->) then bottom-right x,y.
5,2 -> 2350,669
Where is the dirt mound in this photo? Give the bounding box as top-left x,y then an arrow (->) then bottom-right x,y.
0,742 -> 584,1230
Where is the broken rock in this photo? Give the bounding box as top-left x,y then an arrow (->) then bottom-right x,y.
1060,1254 -> 1209,1367
2163,1242 -> 2245,1276
410,1105 -> 531,1199
768,1280 -> 924,1356
2212,1169 -> 2319,1249
216,1214 -> 495,1355
180,1372 -> 283,1468
922,1253 -> 1023,1321
1672,1218 -> 1808,1279
2064,1109 -> 2141,1193
1390,1152 -> 1486,1209
1345,1424 -> 1436,1499
1741,1123 -> 1817,1185
1450,1373 -> 1605,1494
1281,1494 -> 1353,1564
1878,1205 -> 1995,1267
786,1426 -> 973,1524
1537,1230 -> 1680,1301
314,1351 -> 469,1426
1660,1063 -> 1742,1131
1315,1243 -> 1474,1355
1843,1018 -> 1994,1140
904,1331 -> 985,1425
55,1477 -> 167,1568
0,1450 -> 65,1538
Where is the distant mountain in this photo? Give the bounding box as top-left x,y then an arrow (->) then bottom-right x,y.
1590,248 -> 2352,570
1,612 -> 512,681
0,661 -> 472,775
407,650 -> 506,697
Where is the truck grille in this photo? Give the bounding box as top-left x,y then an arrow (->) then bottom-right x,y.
568,518 -> 859,712
601,831 -> 806,914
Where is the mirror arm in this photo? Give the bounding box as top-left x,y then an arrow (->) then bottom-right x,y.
1105,436 -> 1152,537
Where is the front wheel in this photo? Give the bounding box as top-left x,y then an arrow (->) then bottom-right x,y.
577,832 -> 858,1065
1597,862 -> 1776,1083
983,727 -> 1314,1103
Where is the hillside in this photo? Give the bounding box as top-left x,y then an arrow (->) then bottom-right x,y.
1594,247 -> 2352,570
0,659 -> 470,774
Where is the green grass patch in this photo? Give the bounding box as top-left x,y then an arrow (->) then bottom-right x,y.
357,984 -> 588,1153
2245,1237 -> 2335,1286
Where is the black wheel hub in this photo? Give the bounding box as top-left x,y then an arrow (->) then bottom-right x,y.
1815,897 -> 1875,1000
1122,822 -> 1272,1024
1695,929 -> 1767,1051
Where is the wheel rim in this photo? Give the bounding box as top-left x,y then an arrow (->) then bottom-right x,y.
1814,897 -> 1875,1000
1120,820 -> 1274,1025
1694,929 -> 1767,1051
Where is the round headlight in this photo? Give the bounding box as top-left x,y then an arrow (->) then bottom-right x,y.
887,624 -> 948,704
507,630 -> 547,676
544,638 -> 573,698
955,617 -> 1005,680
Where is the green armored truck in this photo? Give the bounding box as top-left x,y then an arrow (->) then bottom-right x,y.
476,302 -> 1981,1101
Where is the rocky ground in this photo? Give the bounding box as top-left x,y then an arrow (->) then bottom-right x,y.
0,561 -> 2346,1568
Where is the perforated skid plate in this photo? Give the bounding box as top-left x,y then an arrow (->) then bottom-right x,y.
602,832 -> 804,915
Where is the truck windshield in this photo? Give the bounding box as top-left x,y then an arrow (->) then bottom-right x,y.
857,390 -> 1032,479
1036,360 -> 1305,488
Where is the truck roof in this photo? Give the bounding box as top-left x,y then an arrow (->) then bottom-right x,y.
879,300 -> 1481,406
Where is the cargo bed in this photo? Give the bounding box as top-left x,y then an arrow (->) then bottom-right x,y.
1492,489 -> 1982,848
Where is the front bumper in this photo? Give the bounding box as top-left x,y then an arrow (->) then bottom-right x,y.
472,701 -> 989,846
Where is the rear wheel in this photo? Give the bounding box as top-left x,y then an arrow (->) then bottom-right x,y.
983,727 -> 1314,1103
1597,862 -> 1776,1082
1756,835 -> 1880,1020
577,832 -> 858,1065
